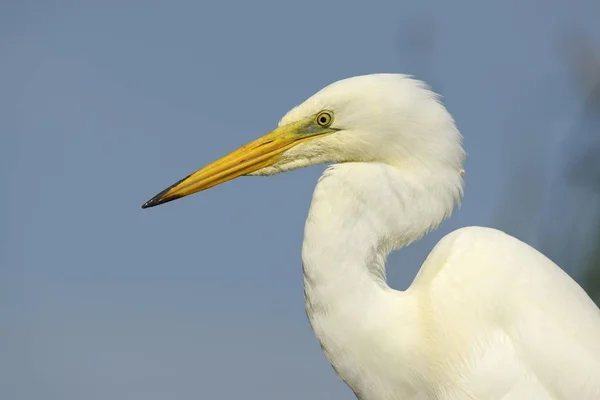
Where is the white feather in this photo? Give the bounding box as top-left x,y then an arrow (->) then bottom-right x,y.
262,74 -> 600,399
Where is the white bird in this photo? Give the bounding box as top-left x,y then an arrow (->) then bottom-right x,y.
142,74 -> 600,399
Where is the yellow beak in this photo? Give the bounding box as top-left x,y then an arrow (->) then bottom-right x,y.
142,119 -> 330,209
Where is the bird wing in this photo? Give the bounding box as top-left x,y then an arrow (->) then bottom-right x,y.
413,226 -> 600,399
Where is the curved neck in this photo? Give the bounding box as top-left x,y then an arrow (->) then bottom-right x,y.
301,162 -> 462,395
302,162 -> 462,298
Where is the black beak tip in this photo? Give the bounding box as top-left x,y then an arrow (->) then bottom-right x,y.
141,192 -> 184,209
141,176 -> 191,209
141,188 -> 169,209
141,196 -> 161,209
141,200 -> 154,209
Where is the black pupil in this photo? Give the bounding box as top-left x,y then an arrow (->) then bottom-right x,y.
320,116 -> 327,124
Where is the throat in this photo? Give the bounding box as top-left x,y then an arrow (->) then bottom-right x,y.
302,163 -> 410,328
301,162 -> 462,397
302,162 -> 460,309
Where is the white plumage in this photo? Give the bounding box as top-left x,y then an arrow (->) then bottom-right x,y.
143,74 -> 600,399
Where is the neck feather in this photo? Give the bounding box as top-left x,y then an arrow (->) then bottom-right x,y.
303,161 -> 462,297
301,162 -> 462,392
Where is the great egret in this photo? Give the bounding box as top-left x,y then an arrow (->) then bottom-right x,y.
142,74 -> 600,399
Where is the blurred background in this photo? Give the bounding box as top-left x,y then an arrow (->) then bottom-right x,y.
1,0 -> 599,398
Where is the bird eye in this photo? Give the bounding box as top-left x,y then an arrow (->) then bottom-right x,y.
316,111 -> 333,127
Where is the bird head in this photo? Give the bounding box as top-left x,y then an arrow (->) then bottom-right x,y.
142,74 -> 464,209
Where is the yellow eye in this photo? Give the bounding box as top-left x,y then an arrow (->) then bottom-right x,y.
316,111 -> 333,127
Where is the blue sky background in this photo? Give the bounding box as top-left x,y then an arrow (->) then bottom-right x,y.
2,0 -> 600,399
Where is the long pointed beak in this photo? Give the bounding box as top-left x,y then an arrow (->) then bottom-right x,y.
141,120 -> 327,209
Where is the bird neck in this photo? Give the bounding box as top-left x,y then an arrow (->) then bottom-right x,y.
303,161 -> 462,299
302,161 -> 462,382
